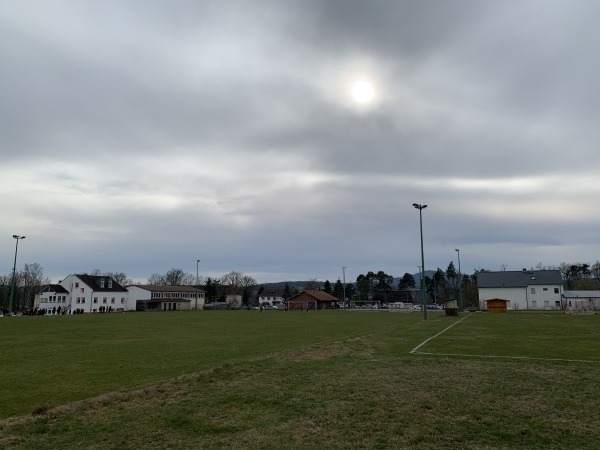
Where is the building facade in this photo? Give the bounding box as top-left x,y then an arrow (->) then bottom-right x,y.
129,285 -> 205,311
478,270 -> 564,311
39,274 -> 130,313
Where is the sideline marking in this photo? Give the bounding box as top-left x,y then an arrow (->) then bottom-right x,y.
410,313 -> 600,364
410,313 -> 471,354
410,351 -> 600,364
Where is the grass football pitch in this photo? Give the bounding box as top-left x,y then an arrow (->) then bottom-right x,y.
1,310 -> 599,449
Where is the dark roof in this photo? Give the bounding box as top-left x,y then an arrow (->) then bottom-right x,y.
289,290 -> 338,302
41,284 -> 69,294
132,285 -> 204,293
478,270 -> 563,288
75,274 -> 128,292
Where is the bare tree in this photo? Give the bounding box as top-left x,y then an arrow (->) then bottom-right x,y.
104,272 -> 132,287
304,278 -> 319,290
240,274 -> 257,306
20,263 -> 50,310
147,268 -> 195,286
221,271 -> 243,294
147,273 -> 166,285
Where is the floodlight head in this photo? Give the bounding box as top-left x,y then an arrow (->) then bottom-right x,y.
412,203 -> 418,208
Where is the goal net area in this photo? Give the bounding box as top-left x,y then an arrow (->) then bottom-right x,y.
565,299 -> 595,315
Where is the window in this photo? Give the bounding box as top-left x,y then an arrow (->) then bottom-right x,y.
530,288 -> 536,294
75,282 -> 79,288
555,301 -> 560,307
543,288 -> 548,291
532,300 -> 537,307
108,280 -> 113,288
81,298 -> 85,303
111,297 -> 115,304
121,298 -> 125,304
103,297 -> 107,304
554,288 -> 559,294
100,279 -> 105,289
93,297 -> 98,304
544,300 -> 549,308
76,297 -> 81,304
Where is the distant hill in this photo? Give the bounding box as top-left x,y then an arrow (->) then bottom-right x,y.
257,271 -> 435,293
257,281 -> 323,293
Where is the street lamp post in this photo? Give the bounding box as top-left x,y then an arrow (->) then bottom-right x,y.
195,259 -> 200,310
342,266 -> 346,309
8,235 -> 26,316
455,248 -> 463,312
413,204 -> 427,320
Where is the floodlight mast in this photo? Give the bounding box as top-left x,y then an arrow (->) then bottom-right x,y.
455,248 -> 463,312
412,204 -> 427,320
8,235 -> 26,316
195,259 -> 200,310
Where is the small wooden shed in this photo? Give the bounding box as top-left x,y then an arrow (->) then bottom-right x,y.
445,299 -> 458,316
486,298 -> 508,313
287,290 -> 338,311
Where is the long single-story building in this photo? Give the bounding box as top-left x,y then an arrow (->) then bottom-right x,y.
129,285 -> 205,311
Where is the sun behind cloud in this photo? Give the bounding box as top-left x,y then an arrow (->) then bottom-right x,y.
350,79 -> 376,104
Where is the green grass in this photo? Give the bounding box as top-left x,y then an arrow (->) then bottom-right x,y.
1,311 -> 600,449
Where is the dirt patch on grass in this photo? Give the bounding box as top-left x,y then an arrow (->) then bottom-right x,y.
275,338 -> 374,362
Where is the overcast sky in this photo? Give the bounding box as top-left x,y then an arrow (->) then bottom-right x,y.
2,0 -> 600,284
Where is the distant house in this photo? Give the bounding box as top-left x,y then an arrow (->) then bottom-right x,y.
477,270 -> 564,311
39,274 -> 130,313
258,294 -> 284,307
288,290 -> 338,311
38,284 -> 69,312
129,285 -> 205,312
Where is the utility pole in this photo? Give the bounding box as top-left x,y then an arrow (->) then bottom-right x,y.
413,204 -> 427,320
342,266 -> 346,309
9,235 -> 26,316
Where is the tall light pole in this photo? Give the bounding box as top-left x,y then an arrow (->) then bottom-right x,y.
342,266 -> 346,309
195,259 -> 200,310
455,248 -> 463,312
413,204 -> 427,320
8,235 -> 26,316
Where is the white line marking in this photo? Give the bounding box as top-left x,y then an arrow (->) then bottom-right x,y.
411,351 -> 600,364
410,313 -> 600,364
410,314 -> 471,354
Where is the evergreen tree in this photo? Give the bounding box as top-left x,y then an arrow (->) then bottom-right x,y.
332,279 -> 343,300
398,272 -> 415,290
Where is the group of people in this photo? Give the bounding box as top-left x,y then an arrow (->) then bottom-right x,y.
15,305 -> 116,316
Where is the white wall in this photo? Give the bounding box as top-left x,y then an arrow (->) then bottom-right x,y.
479,287 -> 525,310
479,284 -> 563,310
60,275 -> 131,313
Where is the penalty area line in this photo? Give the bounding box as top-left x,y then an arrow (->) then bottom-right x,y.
410,313 -> 471,354
410,351 -> 600,364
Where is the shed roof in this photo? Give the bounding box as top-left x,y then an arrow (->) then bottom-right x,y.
478,270 -> 563,288
289,290 -> 338,302
132,285 -> 204,293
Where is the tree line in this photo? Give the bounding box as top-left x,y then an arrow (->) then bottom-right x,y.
4,260 -> 600,313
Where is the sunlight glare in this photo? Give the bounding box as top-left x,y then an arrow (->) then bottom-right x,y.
351,80 -> 375,104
